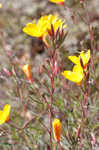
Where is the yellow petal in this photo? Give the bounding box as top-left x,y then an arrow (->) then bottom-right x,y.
0,110 -> 3,115
68,55 -> 80,65
0,116 -> 5,125
62,70 -> 84,83
79,50 -> 90,66
3,104 -> 11,114
23,23 -> 42,37
73,64 -> 83,73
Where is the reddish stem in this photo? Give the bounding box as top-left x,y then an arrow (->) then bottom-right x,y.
49,49 -> 56,150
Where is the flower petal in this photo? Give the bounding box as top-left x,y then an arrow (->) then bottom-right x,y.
62,70 -> 84,83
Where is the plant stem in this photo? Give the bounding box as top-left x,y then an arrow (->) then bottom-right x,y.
49,49 -> 56,150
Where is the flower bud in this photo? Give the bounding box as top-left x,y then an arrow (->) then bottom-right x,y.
22,64 -> 33,83
3,68 -> 11,77
52,118 -> 61,142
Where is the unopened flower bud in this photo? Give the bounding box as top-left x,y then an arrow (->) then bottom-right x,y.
91,133 -> 96,145
52,118 -> 61,142
3,68 -> 11,77
22,64 -> 33,83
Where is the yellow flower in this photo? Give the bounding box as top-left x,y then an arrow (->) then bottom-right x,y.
0,104 -> 11,125
46,14 -> 66,35
68,50 -> 90,69
22,64 -> 33,83
23,14 -> 66,39
62,50 -> 90,84
62,64 -> 84,84
49,0 -> 64,5
52,118 -> 61,142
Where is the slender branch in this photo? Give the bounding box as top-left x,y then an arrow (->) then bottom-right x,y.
19,88 -> 27,112
48,47 -> 56,150
59,142 -> 65,150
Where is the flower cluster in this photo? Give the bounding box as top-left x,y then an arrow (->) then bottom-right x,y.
0,104 -> 11,125
23,14 -> 66,42
62,50 -> 90,85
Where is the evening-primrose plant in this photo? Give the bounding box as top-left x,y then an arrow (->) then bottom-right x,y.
0,0 -> 98,149
22,8 -> 93,149
23,13 -> 67,150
